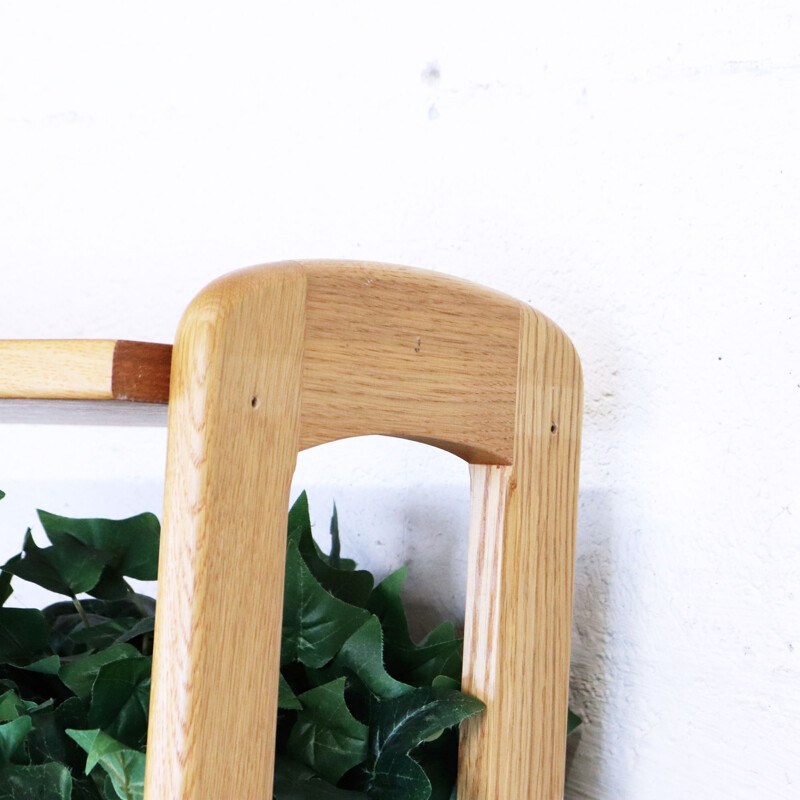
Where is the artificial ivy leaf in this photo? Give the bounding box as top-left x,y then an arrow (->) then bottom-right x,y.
0,608 -> 51,666
278,673 -> 302,711
282,532 -> 370,668
0,690 -> 38,723
413,727 -> 459,800
368,570 -> 462,686
322,616 -> 412,700
45,597 -> 155,630
20,655 -> 61,675
0,715 -> 32,762
289,496 -> 371,606
365,688 -> 484,800
287,677 -> 368,784
568,708 -> 582,735
70,774 -> 106,800
27,696 -> 88,771
113,617 -> 155,648
87,571 -> 131,602
430,675 -> 459,691
60,644 -> 140,699
0,762 -> 73,799
66,728 -> 145,800
406,624 -> 462,686
71,619 -> 140,651
87,656 -> 151,749
37,510 -> 160,581
287,492 -> 312,541
46,597 -> 153,657
0,529 -> 111,598
273,755 -> 369,799
329,504 -> 341,568
0,555 -> 16,607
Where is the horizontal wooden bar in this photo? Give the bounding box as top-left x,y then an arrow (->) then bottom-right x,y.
0,340 -> 172,424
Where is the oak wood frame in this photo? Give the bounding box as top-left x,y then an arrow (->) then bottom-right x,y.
0,260 -> 582,799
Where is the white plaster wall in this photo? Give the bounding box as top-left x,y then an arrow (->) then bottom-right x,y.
1,2 -> 798,797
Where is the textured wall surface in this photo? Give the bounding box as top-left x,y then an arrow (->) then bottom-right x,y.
1,2 -> 798,797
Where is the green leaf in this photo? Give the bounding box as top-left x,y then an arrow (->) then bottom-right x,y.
368,569 -> 462,686
26,696 -> 88,771
0,716 -> 33,763
329,504 -> 341,568
0,529 -> 112,598
0,690 -> 39,723
278,673 -> 302,711
273,755 -> 368,800
365,688 -> 485,800
567,708 -> 582,735
66,729 -> 145,800
0,608 -> 51,665
37,510 -> 160,581
59,644 -> 140,699
87,571 -> 131,601
322,616 -> 412,700
0,555 -> 16,606
413,728 -> 459,800
20,655 -> 61,675
282,532 -> 370,668
0,762 -> 73,799
287,677 -> 368,784
87,656 -> 151,749
70,619 -> 140,651
290,495 -> 372,606
430,675 -> 459,691
287,492 -> 312,542
112,617 -> 155,647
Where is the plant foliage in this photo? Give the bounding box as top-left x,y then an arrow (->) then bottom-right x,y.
0,491 -> 508,799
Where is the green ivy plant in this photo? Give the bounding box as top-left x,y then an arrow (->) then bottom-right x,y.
0,490 -> 493,800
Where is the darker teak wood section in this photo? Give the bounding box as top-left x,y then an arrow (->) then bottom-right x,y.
111,340 -> 172,403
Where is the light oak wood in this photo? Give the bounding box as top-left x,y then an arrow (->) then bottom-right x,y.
300,262 -> 520,463
145,260 -> 582,800
458,307 -> 583,800
146,265 -> 306,798
0,260 -> 583,799
0,339 -> 172,423
0,340 -> 117,400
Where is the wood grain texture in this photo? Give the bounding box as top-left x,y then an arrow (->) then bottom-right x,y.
143,261 -> 581,800
0,339 -> 116,399
458,307 -> 583,800
300,261 -> 520,464
0,261 -> 582,799
111,340 -> 172,403
145,264 -> 306,799
0,339 -> 171,422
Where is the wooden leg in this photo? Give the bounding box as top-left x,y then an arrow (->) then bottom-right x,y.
458,310 -> 583,799
145,266 -> 306,799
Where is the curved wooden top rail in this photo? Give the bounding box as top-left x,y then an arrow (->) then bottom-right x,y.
0,260 -> 579,464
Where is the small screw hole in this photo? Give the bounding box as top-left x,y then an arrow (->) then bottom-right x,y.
550,423 -> 558,434
251,396 -> 259,409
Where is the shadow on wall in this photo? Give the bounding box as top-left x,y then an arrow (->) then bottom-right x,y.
566,488 -> 615,800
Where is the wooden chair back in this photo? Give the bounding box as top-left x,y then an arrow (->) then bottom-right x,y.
0,260 -> 583,799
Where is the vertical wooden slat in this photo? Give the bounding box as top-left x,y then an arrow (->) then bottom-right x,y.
458,307 -> 583,799
144,264 -> 307,799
